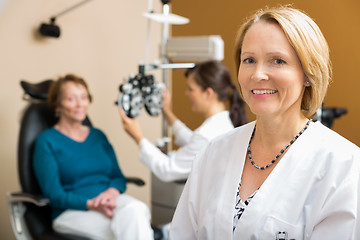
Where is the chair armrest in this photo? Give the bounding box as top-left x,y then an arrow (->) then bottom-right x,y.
7,191 -> 49,207
126,177 -> 145,186
174,179 -> 187,185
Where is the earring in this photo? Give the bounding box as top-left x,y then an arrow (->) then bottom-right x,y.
305,80 -> 311,86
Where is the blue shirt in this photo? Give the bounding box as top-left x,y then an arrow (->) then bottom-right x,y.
33,127 -> 127,219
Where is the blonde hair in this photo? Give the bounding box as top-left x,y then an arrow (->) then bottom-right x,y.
234,6 -> 332,118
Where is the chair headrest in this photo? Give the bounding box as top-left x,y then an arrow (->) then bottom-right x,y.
20,80 -> 53,100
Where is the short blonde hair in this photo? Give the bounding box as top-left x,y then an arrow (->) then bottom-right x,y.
234,6 -> 332,118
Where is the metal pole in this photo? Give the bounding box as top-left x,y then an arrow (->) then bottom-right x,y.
144,0 -> 154,68
145,63 -> 195,71
161,3 -> 170,145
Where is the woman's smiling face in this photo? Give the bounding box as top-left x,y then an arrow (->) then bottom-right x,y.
57,81 -> 90,123
238,21 -> 306,119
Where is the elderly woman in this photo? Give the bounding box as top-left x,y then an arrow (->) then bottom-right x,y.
33,74 -> 154,240
170,6 -> 360,240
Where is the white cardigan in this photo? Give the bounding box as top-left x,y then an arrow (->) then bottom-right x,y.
138,111 -> 233,182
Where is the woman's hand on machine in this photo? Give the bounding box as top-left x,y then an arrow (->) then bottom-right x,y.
118,107 -> 144,144
162,89 -> 178,126
162,89 -> 172,113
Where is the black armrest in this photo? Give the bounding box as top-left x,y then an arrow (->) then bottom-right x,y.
7,191 -> 49,207
174,179 -> 187,185
126,177 -> 145,186
7,178 -> 144,207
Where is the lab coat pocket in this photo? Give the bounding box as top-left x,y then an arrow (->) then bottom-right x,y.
260,215 -> 304,240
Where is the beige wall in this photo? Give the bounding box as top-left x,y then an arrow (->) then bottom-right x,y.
172,0 -> 360,147
0,0 -> 163,238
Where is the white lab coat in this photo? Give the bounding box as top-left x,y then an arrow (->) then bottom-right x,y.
138,111 -> 233,182
170,121 -> 360,240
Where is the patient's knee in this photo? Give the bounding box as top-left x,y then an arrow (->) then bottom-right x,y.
115,194 -> 150,218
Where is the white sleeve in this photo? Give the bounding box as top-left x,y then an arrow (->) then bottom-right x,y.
310,153 -> 360,239
169,147 -> 205,240
138,132 -> 208,182
172,120 -> 194,147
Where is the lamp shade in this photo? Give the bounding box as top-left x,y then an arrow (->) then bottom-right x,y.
39,23 -> 60,38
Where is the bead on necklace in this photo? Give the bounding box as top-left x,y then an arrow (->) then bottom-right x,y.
247,119 -> 312,170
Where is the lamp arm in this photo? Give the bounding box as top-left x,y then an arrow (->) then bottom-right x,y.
51,0 -> 92,20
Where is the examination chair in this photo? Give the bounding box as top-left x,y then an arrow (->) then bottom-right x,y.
7,80 -> 162,240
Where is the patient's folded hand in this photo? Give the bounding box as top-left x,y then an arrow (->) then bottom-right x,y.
87,188 -> 120,218
87,199 -> 114,218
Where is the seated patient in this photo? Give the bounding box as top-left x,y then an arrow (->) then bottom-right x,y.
33,74 -> 154,240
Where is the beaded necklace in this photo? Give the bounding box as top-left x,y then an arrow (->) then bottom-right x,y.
247,119 -> 312,170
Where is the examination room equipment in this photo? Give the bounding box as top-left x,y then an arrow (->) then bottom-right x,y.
6,80 -> 161,240
117,71 -> 165,118
116,0 -> 225,226
313,104 -> 347,128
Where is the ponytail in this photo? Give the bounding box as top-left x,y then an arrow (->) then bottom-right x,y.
186,60 -> 247,128
229,83 -> 247,127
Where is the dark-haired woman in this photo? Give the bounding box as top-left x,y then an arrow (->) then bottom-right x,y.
119,60 -> 247,182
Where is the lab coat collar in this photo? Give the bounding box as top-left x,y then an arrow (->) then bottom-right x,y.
213,121 -> 256,237
234,121 -> 316,238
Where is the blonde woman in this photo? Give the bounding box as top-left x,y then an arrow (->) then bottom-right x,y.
170,6 -> 360,239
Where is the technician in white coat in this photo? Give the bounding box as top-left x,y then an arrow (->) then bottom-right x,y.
118,60 -> 247,182
170,6 -> 360,240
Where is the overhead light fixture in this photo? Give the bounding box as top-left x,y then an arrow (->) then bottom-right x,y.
39,17 -> 60,38
38,0 -> 92,38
